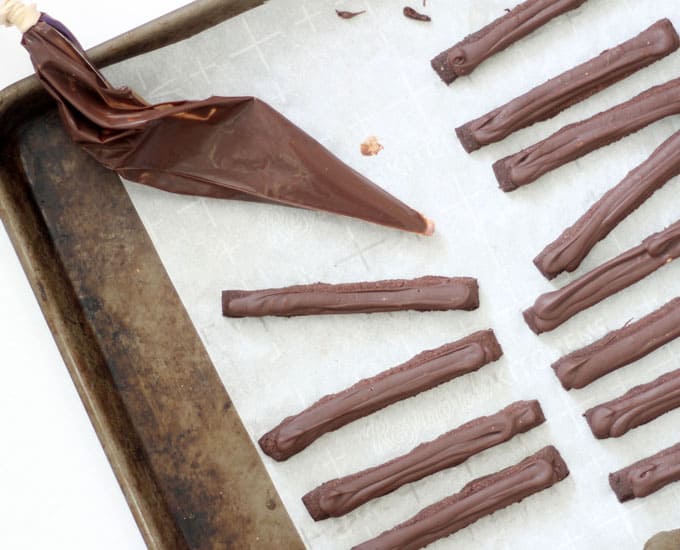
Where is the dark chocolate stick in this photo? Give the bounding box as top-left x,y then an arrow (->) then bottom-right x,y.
494,77 -> 680,191
610,442 -> 680,502
259,330 -> 502,461
524,220 -> 680,334
535,129 -> 680,280
552,298 -> 680,390
456,20 -> 679,153
222,276 -> 478,318
585,368 -> 680,439
303,400 -> 545,520
430,0 -> 587,85
352,446 -> 569,550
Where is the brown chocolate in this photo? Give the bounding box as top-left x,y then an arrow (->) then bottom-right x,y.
259,330 -> 503,461
610,442 -> 680,502
302,400 -> 545,520
21,19 -> 433,235
430,0 -> 587,84
535,128 -> 680,279
645,530 -> 680,550
352,446 -> 569,550
336,9 -> 366,19
456,20 -> 679,153
493,77 -> 680,191
403,7 -> 431,22
222,276 -> 478,318
552,298 -> 680,390
524,220 -> 680,334
585,368 -> 680,439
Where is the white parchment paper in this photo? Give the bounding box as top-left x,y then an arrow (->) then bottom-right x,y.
103,1 -> 680,547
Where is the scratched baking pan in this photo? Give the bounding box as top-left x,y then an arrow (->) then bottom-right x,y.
0,0 -> 304,548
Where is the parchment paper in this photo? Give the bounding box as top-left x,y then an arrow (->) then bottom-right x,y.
103,1 -> 680,547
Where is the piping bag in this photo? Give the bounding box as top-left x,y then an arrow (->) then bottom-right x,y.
1,0 -> 434,235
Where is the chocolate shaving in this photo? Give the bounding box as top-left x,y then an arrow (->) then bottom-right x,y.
610,442 -> 680,502
403,7 -> 431,21
456,20 -> 679,153
259,330 -> 503,461
352,446 -> 569,550
303,400 -> 545,520
524,220 -> 680,335
552,297 -> 680,390
336,9 -> 366,19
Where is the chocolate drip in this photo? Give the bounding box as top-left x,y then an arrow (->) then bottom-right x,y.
352,446 -> 569,550
456,20 -> 679,153
610,442 -> 680,502
430,0 -> 587,84
552,298 -> 680,390
259,330 -> 503,461
494,77 -> 680,191
222,276 -> 478,318
535,129 -> 680,279
303,400 -> 545,520
585,368 -> 680,439
524,220 -> 680,334
21,21 -> 433,234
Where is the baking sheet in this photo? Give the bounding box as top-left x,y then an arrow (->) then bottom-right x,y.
102,0 -> 680,547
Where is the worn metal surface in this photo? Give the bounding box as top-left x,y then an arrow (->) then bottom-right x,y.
0,1 -> 304,548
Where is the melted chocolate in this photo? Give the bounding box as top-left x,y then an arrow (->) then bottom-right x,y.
535,129 -> 680,279
524,220 -> 680,334
430,0 -> 587,84
609,442 -> 680,502
222,276 -> 478,318
303,400 -> 545,520
585,368 -> 680,439
552,298 -> 680,390
259,330 -> 503,461
22,20 -> 432,235
352,446 -> 569,550
456,20 -> 679,153
494,77 -> 680,191
403,7 -> 431,22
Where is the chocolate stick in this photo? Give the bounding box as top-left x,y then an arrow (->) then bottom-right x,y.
585,368 -> 680,439
494,77 -> 680,191
524,220 -> 680,334
552,298 -> 680,390
352,446 -> 569,550
456,20 -> 679,153
535,129 -> 680,280
259,330 -> 502,461
303,400 -> 545,520
430,0 -> 587,85
222,276 -> 478,318
610,442 -> 680,502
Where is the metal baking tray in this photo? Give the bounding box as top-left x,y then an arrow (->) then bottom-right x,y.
0,0 -> 304,547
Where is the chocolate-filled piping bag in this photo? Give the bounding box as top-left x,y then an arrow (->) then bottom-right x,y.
5,1 -> 434,235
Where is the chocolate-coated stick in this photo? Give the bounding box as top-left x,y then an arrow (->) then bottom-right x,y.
303,400 -> 545,520
259,330 -> 502,461
610,442 -> 680,502
535,128 -> 680,280
457,20 -> 679,153
353,446 -> 569,550
524,220 -> 680,334
585,368 -> 680,439
494,77 -> 680,191
223,276 -> 477,318
431,0 -> 587,84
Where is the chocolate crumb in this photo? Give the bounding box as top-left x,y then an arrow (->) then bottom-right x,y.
336,9 -> 366,19
360,136 -> 384,156
403,6 -> 431,21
